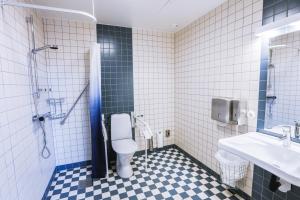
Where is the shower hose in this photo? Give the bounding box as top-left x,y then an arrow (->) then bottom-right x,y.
29,52 -> 51,159
27,17 -> 51,160
38,116 -> 51,159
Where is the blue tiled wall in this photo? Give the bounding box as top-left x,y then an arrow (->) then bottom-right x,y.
254,1 -> 300,199
96,24 -> 134,115
263,0 -> 300,25
96,24 -> 134,162
252,165 -> 300,200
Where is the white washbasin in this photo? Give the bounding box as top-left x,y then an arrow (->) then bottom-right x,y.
218,132 -> 300,186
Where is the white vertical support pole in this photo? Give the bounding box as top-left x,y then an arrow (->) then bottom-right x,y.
102,114 -> 109,179
91,0 -> 95,16
145,138 -> 148,171
130,111 -> 135,128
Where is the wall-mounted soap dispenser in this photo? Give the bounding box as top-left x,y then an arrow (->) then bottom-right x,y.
211,98 -> 247,125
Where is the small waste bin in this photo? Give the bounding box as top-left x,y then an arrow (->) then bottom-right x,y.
215,150 -> 249,187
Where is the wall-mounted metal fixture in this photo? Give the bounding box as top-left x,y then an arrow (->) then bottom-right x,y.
47,98 -> 66,120
1,0 -> 97,22
32,112 -> 51,122
212,98 -> 237,125
211,98 -> 247,125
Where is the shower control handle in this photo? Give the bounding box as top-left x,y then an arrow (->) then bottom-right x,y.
32,112 -> 51,122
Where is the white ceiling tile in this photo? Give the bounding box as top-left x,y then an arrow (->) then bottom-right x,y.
33,0 -> 226,32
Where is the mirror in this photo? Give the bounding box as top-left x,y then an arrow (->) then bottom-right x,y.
263,30 -> 300,138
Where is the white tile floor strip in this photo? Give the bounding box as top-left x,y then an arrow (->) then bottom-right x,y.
45,148 -> 244,200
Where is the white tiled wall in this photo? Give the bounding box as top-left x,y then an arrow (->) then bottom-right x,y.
174,0 -> 263,194
0,0 -> 267,198
133,28 -> 175,150
265,31 -> 300,128
44,18 -> 96,165
0,4 -> 55,200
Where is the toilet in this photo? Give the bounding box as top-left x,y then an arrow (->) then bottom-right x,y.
111,113 -> 138,178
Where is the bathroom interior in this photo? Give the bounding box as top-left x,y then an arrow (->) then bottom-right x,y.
1,0 -> 300,200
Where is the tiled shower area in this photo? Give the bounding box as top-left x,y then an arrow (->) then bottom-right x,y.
1,0 -> 300,199
44,19 -> 95,165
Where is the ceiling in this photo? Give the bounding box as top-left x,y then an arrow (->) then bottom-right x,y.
33,0 -> 225,32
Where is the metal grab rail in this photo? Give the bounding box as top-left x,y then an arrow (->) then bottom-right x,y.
60,82 -> 89,125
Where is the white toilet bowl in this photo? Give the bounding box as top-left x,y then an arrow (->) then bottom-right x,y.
111,114 -> 137,178
112,139 -> 137,178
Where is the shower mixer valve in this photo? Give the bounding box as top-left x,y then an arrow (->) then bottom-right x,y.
32,112 -> 51,122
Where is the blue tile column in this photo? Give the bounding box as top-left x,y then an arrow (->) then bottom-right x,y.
96,24 -> 134,162
252,165 -> 300,200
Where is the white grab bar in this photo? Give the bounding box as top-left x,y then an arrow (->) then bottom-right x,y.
101,114 -> 109,178
135,117 -> 153,139
101,115 -> 108,141
132,113 -> 154,171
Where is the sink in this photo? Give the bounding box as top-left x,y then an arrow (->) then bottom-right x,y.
218,132 -> 300,187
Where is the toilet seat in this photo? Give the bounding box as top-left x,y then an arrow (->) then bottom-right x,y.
112,139 -> 137,154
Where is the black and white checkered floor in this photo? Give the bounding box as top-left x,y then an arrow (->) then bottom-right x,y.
45,148 -> 244,200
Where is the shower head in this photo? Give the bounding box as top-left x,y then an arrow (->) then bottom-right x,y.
49,45 -> 58,50
32,45 -> 58,54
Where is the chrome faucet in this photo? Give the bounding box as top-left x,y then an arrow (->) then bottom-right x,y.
294,121 -> 300,138
280,125 -> 292,148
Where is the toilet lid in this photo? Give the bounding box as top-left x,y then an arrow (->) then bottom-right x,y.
112,139 -> 138,154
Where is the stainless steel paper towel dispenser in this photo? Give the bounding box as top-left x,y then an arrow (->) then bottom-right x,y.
211,98 -> 241,125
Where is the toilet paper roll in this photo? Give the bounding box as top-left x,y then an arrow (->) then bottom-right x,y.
157,131 -> 164,148
247,110 -> 256,119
